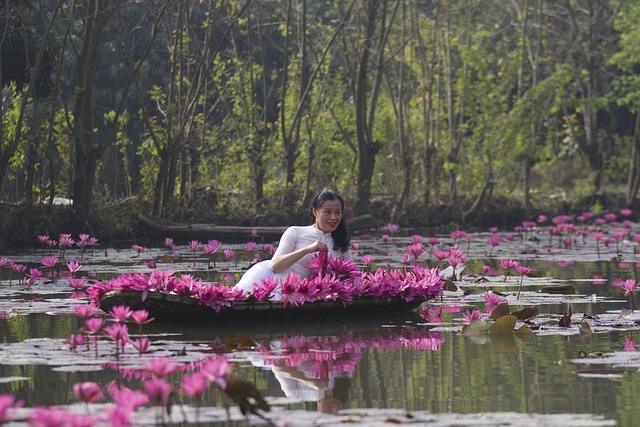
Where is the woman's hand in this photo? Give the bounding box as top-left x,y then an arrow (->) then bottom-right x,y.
271,239 -> 328,273
306,240 -> 328,254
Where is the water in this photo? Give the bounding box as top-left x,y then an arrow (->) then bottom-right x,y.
0,227 -> 639,426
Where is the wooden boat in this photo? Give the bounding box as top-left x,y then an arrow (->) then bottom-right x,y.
138,213 -> 377,243
99,290 -> 425,323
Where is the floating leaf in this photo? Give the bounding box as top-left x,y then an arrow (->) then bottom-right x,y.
490,315 -> 517,335
559,304 -> 572,327
490,302 -> 510,320
511,306 -> 538,320
442,280 -> 457,292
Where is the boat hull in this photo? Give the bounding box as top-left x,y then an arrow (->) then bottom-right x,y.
99,290 -> 425,323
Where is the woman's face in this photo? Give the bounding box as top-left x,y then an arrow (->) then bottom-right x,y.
313,199 -> 343,233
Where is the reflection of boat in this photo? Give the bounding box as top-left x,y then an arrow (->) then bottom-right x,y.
98,290 -> 426,323
138,213 -> 377,243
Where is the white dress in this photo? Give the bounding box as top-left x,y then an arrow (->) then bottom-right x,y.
234,224 -> 351,296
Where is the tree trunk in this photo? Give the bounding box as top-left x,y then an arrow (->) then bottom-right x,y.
626,108 -> 640,208
72,0 -> 108,227
353,0 -> 392,214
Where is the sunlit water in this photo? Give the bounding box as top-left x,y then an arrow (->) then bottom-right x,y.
1,227 -> 640,426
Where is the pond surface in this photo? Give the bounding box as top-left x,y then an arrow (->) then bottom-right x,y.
1,220 -> 639,426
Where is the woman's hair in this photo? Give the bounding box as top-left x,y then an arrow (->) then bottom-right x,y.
310,190 -> 350,253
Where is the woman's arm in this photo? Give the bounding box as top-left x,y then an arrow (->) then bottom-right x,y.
271,239 -> 327,273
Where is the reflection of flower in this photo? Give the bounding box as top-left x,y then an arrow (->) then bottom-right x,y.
251,328 -> 445,380
622,335 -> 638,351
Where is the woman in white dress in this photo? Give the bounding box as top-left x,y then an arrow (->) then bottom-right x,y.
234,190 -> 352,298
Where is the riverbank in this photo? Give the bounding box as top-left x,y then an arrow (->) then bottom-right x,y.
0,192 -> 628,251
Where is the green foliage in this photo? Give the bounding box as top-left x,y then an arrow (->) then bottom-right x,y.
89,196 -> 144,239
1,83 -> 30,180
1,0 -> 639,232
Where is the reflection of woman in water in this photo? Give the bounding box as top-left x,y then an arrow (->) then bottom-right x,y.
248,329 -> 445,415
271,360 -> 350,414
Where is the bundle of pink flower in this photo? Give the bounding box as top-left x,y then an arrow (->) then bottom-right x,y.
88,253 -> 445,311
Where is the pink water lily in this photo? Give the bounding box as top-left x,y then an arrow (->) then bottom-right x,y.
487,234 -> 501,256
130,309 -> 153,326
515,265 -> 533,299
200,357 -> 233,389
41,256 -> 58,269
103,323 -> 130,356
252,277 -> 280,301
0,394 -> 23,423
461,309 -> 483,324
382,223 -> 400,233
223,248 -> 235,260
483,292 -> 503,313
307,251 -> 329,275
280,274 -> 306,308
188,240 -> 201,251
407,242 -> 425,267
146,357 -> 178,378
73,382 -> 104,404
66,333 -> 84,351
108,305 -> 133,323
182,372 -> 210,398
361,255 -> 374,266
142,378 -> 173,405
74,304 -> 96,318
132,337 -> 152,355
28,407 -> 70,427
131,244 -> 147,256
109,386 -> 149,411
432,249 -> 450,263
25,268 -> 43,288
499,259 -> 520,281
614,278 -> 638,299
83,317 -> 104,335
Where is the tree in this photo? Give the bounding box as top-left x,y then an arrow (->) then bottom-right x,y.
338,0 -> 398,214
610,0 -> 640,208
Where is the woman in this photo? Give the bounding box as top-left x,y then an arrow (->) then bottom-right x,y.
234,190 -> 351,298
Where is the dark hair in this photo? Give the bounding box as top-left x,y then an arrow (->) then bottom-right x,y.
310,190 -> 350,253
